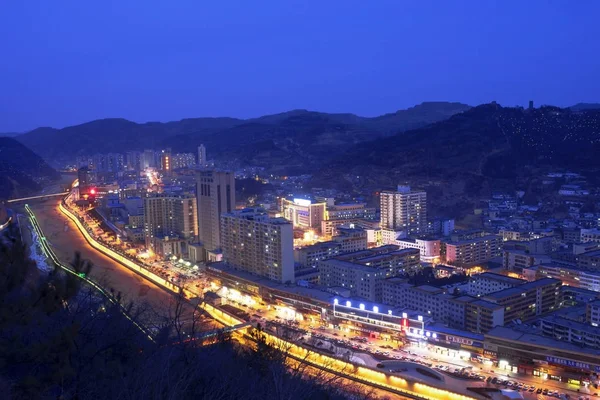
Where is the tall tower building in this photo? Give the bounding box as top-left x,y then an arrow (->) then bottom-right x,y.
196,170 -> 235,258
160,149 -> 172,173
198,144 -> 207,167
380,185 -> 427,237
221,208 -> 294,283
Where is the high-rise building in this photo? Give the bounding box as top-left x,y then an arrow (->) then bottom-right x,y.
141,149 -> 155,169
126,151 -> 142,171
143,194 -> 198,248
380,185 -> 427,237
160,149 -> 172,172
198,144 -> 207,166
221,207 -> 294,283
196,170 -> 235,258
77,166 -> 92,198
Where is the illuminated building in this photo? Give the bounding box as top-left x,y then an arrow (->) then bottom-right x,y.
221,207 -> 294,283
380,185 -> 427,237
171,152 -> 196,169
143,194 -> 198,249
326,203 -> 376,221
382,230 -> 441,263
198,144 -> 207,166
160,150 -> 171,172
319,247 -> 420,302
332,225 -> 368,253
524,263 -> 600,292
444,235 -> 502,267
484,326 -> 600,382
196,170 -> 235,260
141,149 -> 156,169
280,198 -> 326,232
467,272 -> 526,296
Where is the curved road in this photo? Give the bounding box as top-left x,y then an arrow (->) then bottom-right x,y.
28,198 -> 175,316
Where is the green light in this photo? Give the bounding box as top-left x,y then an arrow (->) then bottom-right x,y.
78,273 -> 86,278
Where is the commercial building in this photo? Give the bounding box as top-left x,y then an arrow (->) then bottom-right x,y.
381,229 -> 440,262
319,247 -> 421,302
468,272 -> 526,297
444,235 -> 502,267
380,185 -> 427,237
221,208 -> 294,283
484,326 -> 600,382
196,170 -> 235,260
281,198 -> 327,232
143,194 -> 198,251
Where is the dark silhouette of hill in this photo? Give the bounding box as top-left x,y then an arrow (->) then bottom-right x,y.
570,102 -> 600,111
16,102 -> 471,163
0,137 -> 60,200
313,103 -> 600,218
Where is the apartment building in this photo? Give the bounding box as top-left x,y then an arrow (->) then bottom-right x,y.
319,247 -> 421,302
468,272 -> 526,297
482,278 -> 562,324
445,235 -> 502,267
143,194 -> 198,248
294,241 -> 342,269
221,207 -> 294,283
577,250 -> 600,272
503,250 -> 551,271
332,226 -> 368,253
380,185 -> 427,237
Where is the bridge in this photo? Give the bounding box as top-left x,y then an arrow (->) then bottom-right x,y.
6,191 -> 70,203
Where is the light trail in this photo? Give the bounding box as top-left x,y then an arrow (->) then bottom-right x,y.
7,192 -> 69,203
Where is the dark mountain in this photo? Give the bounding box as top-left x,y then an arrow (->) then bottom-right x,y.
0,137 -> 60,199
361,101 -> 472,134
16,102 -> 470,164
313,104 -> 600,218
17,117 -> 243,162
570,103 -> 600,111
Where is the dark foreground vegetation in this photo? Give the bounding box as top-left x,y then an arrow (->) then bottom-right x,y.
0,225 -> 372,400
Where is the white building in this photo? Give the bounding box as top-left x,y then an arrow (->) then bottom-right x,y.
281,198 -> 326,232
221,208 -> 295,283
380,185 -> 427,237
468,272 -> 526,297
197,144 -> 207,166
143,194 -> 198,248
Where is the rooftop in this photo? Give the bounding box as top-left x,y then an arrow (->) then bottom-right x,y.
473,272 -> 526,286
484,278 -> 561,301
445,234 -> 502,246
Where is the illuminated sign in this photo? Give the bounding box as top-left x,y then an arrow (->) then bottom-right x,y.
293,198 -> 312,207
545,356 -> 600,372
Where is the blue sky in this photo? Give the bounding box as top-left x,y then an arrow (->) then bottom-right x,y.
1,0 -> 599,131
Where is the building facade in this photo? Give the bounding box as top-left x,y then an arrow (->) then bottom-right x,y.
380,185 -> 427,237
221,208 -> 294,283
196,170 -> 236,258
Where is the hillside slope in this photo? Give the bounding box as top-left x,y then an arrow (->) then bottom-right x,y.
0,137 -> 60,199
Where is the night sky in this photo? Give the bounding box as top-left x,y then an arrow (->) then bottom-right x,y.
1,1 -> 599,132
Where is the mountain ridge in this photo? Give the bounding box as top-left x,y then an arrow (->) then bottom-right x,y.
16,102 -> 471,162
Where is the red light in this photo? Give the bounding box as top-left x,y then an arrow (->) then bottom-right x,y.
90,188 -> 96,195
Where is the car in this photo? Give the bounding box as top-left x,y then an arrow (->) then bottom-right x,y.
543,389 -> 549,395
486,376 -> 492,382
491,377 -> 498,384
536,388 -> 543,394
507,382 -> 514,387
529,387 -> 535,392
